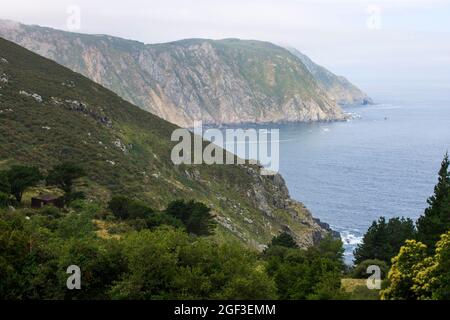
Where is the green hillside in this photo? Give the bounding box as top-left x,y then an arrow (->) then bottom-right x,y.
0,37 -> 331,248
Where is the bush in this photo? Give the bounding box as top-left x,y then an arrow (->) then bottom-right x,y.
165,200 -> 216,236
46,162 -> 85,193
264,235 -> 345,300
109,227 -> 277,299
108,196 -> 132,220
352,259 -> 389,279
380,240 -> 428,300
108,196 -> 153,220
0,171 -> 10,194
382,231 -> 450,300
268,232 -> 298,249
145,213 -> 184,229
127,218 -> 148,231
64,191 -> 86,205
0,192 -> 11,208
40,205 -> 62,218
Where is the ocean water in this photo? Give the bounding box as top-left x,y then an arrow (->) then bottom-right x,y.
278,96 -> 450,263
220,90 -> 450,264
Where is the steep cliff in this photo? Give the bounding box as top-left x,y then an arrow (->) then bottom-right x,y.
0,20 -> 360,127
287,47 -> 372,106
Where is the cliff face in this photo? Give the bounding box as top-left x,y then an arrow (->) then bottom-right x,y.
0,20 -> 359,127
0,36 -> 332,249
287,47 -> 372,106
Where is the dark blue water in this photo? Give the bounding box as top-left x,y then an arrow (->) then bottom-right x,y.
219,90 -> 450,263
277,95 -> 450,263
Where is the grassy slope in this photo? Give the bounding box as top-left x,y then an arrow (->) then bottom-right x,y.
341,279 -> 380,300
0,37 -> 324,248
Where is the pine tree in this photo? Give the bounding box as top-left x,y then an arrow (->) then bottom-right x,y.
417,153 -> 450,251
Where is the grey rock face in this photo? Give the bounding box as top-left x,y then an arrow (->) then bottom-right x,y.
0,20 -> 354,127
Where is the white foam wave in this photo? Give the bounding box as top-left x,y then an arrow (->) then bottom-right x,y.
340,231 -> 363,246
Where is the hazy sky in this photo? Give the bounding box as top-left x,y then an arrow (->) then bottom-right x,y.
2,0 -> 450,98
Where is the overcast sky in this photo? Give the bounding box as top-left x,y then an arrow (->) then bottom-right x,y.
1,0 -> 450,99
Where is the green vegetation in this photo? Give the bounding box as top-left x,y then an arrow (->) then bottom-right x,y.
0,177 -> 275,300
351,259 -> 388,279
165,200 -> 216,236
3,33 -> 449,301
0,160 -> 345,300
416,153 -> 450,251
108,196 -> 154,220
46,162 -> 85,193
4,165 -> 42,202
109,228 -> 276,300
352,153 -> 450,300
0,197 -> 345,299
354,217 -> 416,265
267,232 -> 299,249
0,36 -> 327,250
0,37 -> 350,300
341,279 -> 381,300
264,236 -> 346,300
381,231 -> 450,300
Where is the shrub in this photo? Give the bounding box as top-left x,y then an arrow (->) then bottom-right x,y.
40,205 -> 62,218
165,200 -> 216,236
269,232 -> 298,249
264,235 -> 345,300
0,192 -> 11,208
108,196 -> 153,220
46,162 -> 85,193
352,259 -> 389,279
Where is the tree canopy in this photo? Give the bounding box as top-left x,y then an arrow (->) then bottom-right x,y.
417,153 -> 450,251
165,200 -> 216,236
353,216 -> 416,265
4,165 -> 42,202
46,162 -> 85,193
268,232 -> 299,249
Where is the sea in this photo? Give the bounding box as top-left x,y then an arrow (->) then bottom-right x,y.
219,87 -> 450,264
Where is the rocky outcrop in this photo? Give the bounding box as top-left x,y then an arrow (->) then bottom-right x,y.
242,166 -> 333,248
0,20 -> 358,127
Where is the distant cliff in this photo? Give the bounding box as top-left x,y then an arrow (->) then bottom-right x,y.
287,47 -> 372,106
0,20 -> 370,127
